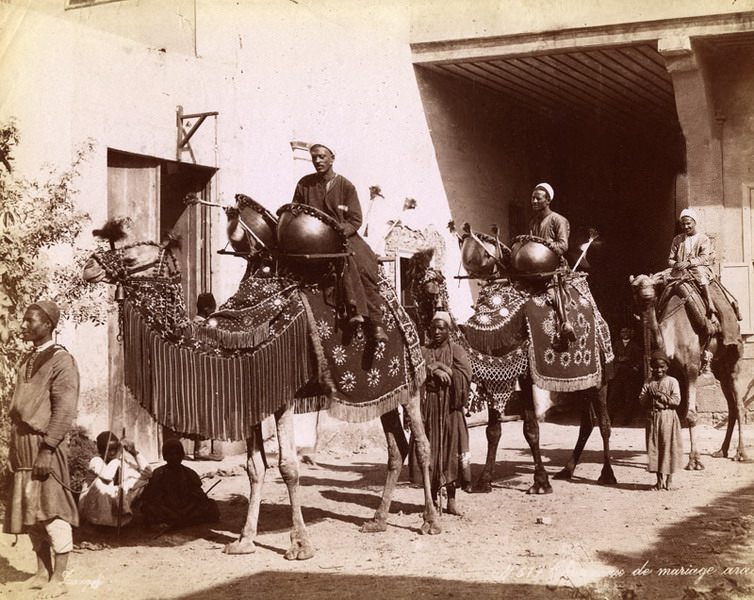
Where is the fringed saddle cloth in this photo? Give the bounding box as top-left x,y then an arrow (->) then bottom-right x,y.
523,273 -> 613,393
297,271 -> 425,423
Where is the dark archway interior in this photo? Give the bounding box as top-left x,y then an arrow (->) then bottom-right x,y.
415,42 -> 686,332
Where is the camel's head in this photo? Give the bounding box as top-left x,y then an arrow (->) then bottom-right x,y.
629,273 -> 658,306
83,220 -> 181,285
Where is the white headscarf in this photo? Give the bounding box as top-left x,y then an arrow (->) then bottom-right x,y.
534,182 -> 554,201
679,208 -> 698,224
432,311 -> 452,327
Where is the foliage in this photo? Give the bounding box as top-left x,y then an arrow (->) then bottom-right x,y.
0,119 -> 110,490
68,425 -> 98,499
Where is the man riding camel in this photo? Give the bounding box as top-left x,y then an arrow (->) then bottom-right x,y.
527,182 -> 575,342
292,143 -> 388,344
667,208 -> 716,316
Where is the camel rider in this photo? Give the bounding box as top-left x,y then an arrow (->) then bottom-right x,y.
292,143 -> 389,345
528,182 -> 575,342
668,208 -> 717,317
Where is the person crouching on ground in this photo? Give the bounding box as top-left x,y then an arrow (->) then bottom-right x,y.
639,351 -> 684,491
140,439 -> 219,531
77,431 -> 152,527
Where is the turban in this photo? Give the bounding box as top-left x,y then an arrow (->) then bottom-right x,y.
534,182 -> 554,200
309,143 -> 335,157
432,311 -> 452,327
679,208 -> 698,224
30,300 -> 61,329
650,350 -> 670,365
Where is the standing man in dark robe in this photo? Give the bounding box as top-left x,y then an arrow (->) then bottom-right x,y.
608,326 -> 642,424
4,301 -> 79,597
292,143 -> 388,344
410,311 -> 472,515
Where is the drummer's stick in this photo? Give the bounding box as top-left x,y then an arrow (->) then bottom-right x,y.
572,230 -> 599,272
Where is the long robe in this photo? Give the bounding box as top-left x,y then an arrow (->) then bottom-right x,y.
77,452 -> 152,527
4,345 -> 79,533
668,232 -> 715,285
410,340 -> 472,490
292,172 -> 383,323
639,375 -> 684,475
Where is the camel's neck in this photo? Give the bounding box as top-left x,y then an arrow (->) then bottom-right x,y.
125,277 -> 191,334
639,299 -> 665,356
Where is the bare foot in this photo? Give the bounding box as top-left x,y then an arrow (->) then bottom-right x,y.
24,572 -> 49,589
39,580 -> 68,598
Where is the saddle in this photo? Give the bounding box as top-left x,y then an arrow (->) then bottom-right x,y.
658,279 -> 719,338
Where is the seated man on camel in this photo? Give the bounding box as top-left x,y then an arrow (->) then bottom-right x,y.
665,207 -> 741,372
292,143 -> 388,344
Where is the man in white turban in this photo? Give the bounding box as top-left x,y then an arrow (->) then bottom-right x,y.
668,208 -> 716,315
528,182 -> 569,257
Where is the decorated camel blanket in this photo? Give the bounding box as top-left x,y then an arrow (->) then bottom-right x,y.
299,273 -> 425,422
524,274 -> 613,393
120,272 -> 424,440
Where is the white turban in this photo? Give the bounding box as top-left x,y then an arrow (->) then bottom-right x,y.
432,311 -> 452,327
679,208 -> 698,223
309,142 -> 335,157
534,182 -> 554,200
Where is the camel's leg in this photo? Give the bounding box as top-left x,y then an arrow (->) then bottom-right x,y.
361,408 -> 406,533
684,366 -> 705,471
554,391 -> 593,481
472,405 -> 502,493
224,423 -> 266,555
594,384 -> 617,484
713,353 -> 751,462
521,377 -> 552,494
275,405 -> 314,560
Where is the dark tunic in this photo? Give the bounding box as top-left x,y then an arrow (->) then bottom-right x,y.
292,173 -> 384,324
4,345 -> 80,533
140,463 -> 219,527
528,210 -> 570,256
410,340 -> 472,490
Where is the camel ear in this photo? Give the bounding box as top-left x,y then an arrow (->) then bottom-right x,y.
629,275 -> 635,283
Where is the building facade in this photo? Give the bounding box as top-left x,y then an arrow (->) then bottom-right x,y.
1,0 -> 752,455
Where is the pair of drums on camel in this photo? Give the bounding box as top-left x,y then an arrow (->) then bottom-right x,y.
231,193 -> 346,257
460,231 -> 561,279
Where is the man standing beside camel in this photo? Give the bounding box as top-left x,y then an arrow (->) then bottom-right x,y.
3,301 -> 80,598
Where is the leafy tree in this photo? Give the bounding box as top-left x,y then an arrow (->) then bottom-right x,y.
0,119 -> 109,490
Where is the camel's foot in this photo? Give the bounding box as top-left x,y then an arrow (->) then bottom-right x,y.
223,537 -> 257,555
471,477 -> 493,493
284,537 -> 314,561
553,467 -> 573,481
526,482 -> 553,495
360,518 -> 388,534
685,453 -> 705,471
733,449 -> 754,463
420,518 -> 442,535
598,465 -> 618,485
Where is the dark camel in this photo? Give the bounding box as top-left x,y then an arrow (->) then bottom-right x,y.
82,225 -> 441,561
406,250 -> 616,495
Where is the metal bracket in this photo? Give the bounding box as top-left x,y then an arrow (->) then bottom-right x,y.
176,105 -> 219,161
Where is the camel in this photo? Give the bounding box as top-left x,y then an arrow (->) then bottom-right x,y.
406,248 -> 616,495
630,272 -> 750,466
81,219 -> 441,561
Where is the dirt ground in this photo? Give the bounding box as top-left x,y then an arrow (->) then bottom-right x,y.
2,419 -> 754,600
